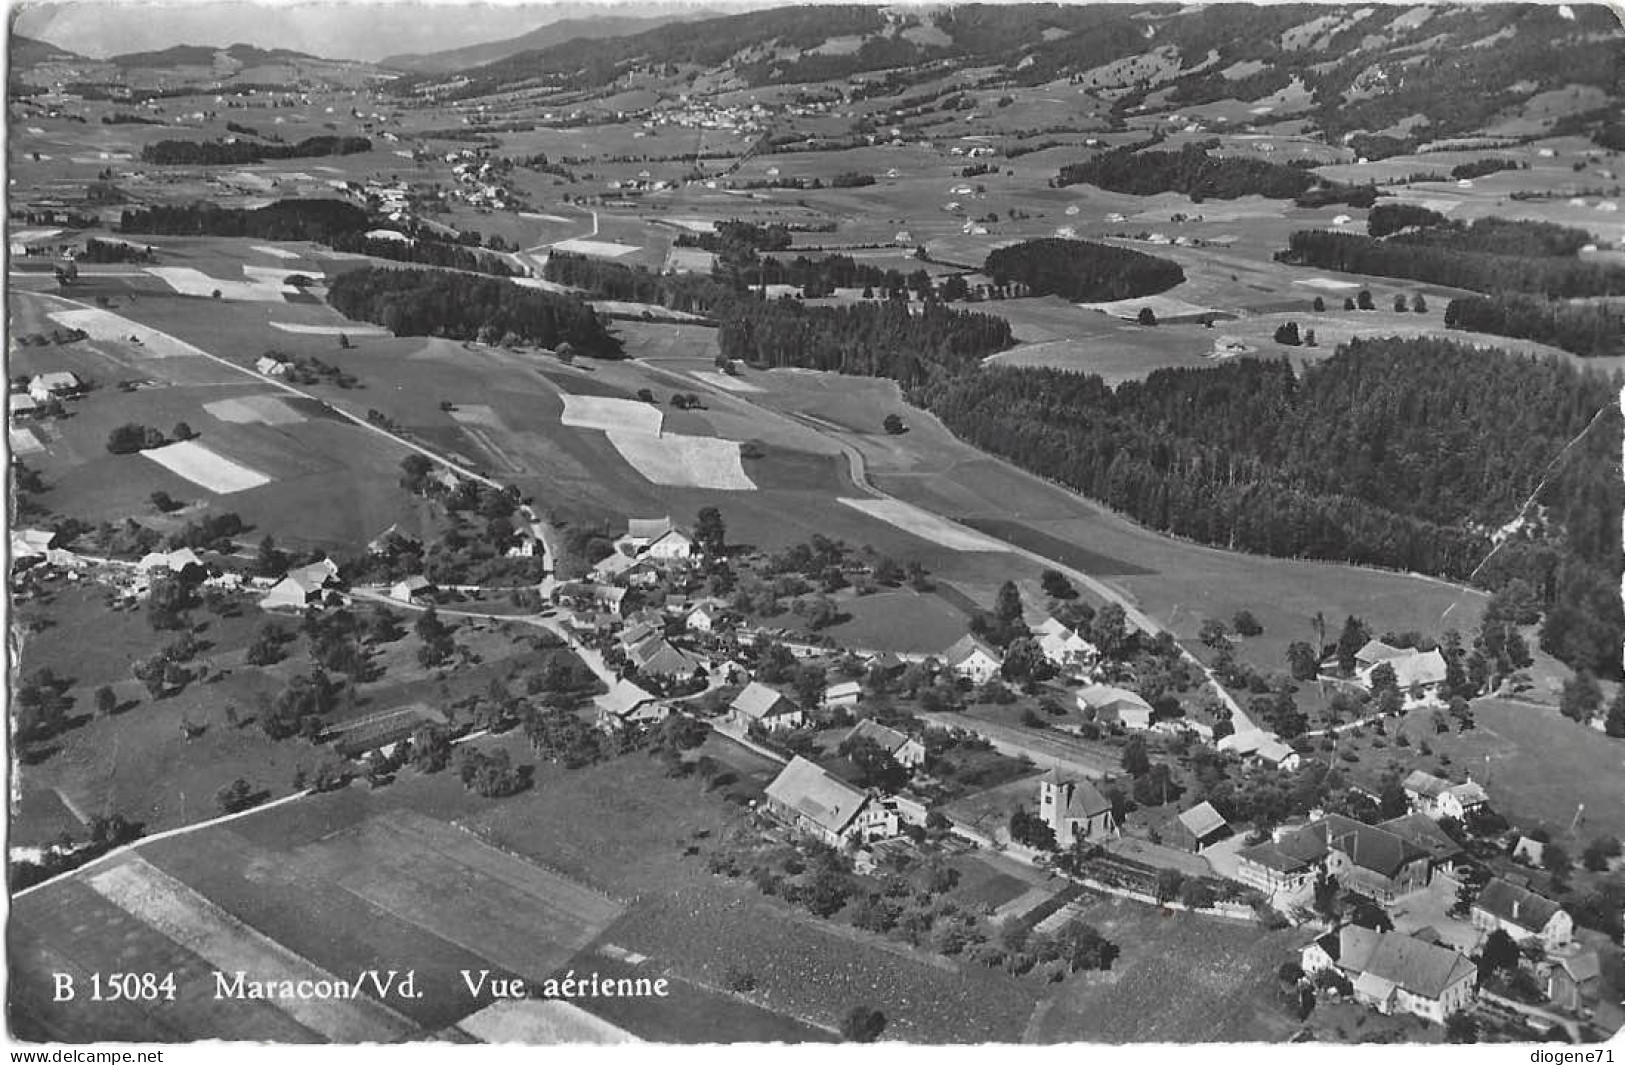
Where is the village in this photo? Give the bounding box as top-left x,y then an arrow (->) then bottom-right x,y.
13,490 -> 1618,1042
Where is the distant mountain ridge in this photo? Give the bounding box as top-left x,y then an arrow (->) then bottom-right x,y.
10,33 -> 87,65
108,42 -> 327,68
380,11 -> 714,73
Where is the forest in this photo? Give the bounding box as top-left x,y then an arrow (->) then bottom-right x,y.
717,297 -> 1013,385
1055,142 -> 1315,201
984,238 -> 1185,301
1444,293 -> 1623,359
908,340 -> 1622,674
139,135 -> 372,166
118,199 -> 369,242
325,267 -> 622,357
1276,230 -> 1625,298
326,231 -> 515,276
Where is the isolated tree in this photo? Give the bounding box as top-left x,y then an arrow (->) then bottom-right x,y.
1335,615 -> 1370,674
1393,294 -> 1409,312
172,421 -> 196,441
1136,307 -> 1157,326
1582,835 -> 1621,872
1287,641 -> 1319,681
1356,289 -> 1374,310
1411,293 -> 1428,313
1312,296 -> 1326,312
694,506 -> 726,555
1041,568 -> 1076,600
994,580 -> 1023,625
1121,735 -> 1151,777
1199,617 -> 1229,649
94,685 -> 118,717
1480,929 -> 1519,974
1559,671 -> 1602,723
1232,610 -> 1263,637
882,413 -> 906,435
1303,329 -> 1317,347
840,1006 -> 887,1043
1343,296 -> 1357,311
338,332 -> 353,349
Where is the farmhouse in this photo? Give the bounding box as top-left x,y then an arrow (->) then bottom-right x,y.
261,573 -> 327,611
1235,827 -> 1327,898
685,602 -> 728,633
1402,770 -> 1489,820
554,581 -> 629,615
764,756 -> 898,848
1038,768 -> 1118,848
728,681 -> 803,733
1544,950 -> 1602,1012
10,393 -> 40,418
844,718 -> 926,768
1220,730 -> 1301,771
1172,801 -> 1231,852
1317,814 -> 1431,903
1376,813 -> 1464,878
28,371 -> 81,403
138,547 -> 204,574
1301,925 -> 1476,1024
942,634 -> 1002,683
1357,647 -> 1448,700
388,575 -> 433,603
1076,684 -> 1153,730
1471,877 -> 1573,951
620,516 -> 678,551
625,634 -> 701,680
1035,617 -> 1098,672
11,528 -> 57,560
255,355 -> 291,376
594,678 -> 667,733
643,528 -> 695,561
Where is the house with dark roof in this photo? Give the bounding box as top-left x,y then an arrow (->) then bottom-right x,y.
1544,949 -> 1601,1012
1302,925 -> 1476,1024
1377,813 -> 1464,877
1235,826 -> 1328,898
763,756 -> 897,847
1472,877 -> 1573,951
843,719 -> 925,768
1317,813 -> 1431,903
625,634 -> 701,680
1038,768 -> 1117,848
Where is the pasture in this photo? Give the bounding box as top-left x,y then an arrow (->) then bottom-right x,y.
1031,896 -> 1311,1043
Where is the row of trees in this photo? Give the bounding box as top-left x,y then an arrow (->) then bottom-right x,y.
118,199 -> 369,243
325,267 -> 623,358
327,231 -> 515,277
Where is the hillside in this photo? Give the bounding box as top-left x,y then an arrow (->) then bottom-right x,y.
9,33 -> 84,65
380,12 -> 711,74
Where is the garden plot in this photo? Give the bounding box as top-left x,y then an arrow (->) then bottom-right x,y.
560,394 -> 665,435
87,859 -> 416,1042
142,440 -> 272,494
838,498 -> 1012,553
552,238 -> 641,258
268,321 -> 390,336
458,1000 -> 639,1044
606,431 -> 755,491
47,308 -> 207,358
204,395 -> 306,426
664,247 -> 717,274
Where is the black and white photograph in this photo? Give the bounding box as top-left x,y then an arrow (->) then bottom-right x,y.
5,0 -> 1624,1049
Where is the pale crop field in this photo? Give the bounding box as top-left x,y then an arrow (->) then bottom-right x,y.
145,266 -> 299,302
47,308 -> 206,358
250,244 -> 302,260
458,1000 -> 639,1044
268,321 -> 390,336
142,440 -> 272,494
552,238 -> 640,258
606,431 -> 755,491
690,370 -> 763,393
839,497 -> 1013,553
560,394 -> 664,435
203,395 -> 306,426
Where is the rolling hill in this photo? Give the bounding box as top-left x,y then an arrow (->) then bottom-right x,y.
380,12 -> 715,74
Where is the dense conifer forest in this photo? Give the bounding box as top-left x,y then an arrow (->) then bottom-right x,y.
1445,293 -> 1623,359
139,135 -> 372,165
984,239 -> 1185,301
1277,229 -> 1625,298
1055,142 -> 1316,200
325,267 -> 622,357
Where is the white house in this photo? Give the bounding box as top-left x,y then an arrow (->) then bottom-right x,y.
28,371 -> 80,403
1472,878 -> 1573,952
619,516 -> 677,552
1358,647 -> 1447,702
823,680 -> 863,711
255,355 -> 290,376
728,681 -> 803,733
942,634 -> 1002,684
1301,925 -> 1476,1024
644,528 -> 695,561
1402,770 -> 1489,821
593,678 -> 666,733
389,575 -> 433,603
1035,616 -> 1098,672
763,756 -> 897,848
1075,683 -> 1153,730
685,602 -> 727,633
137,547 -> 204,574
261,573 -> 325,611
